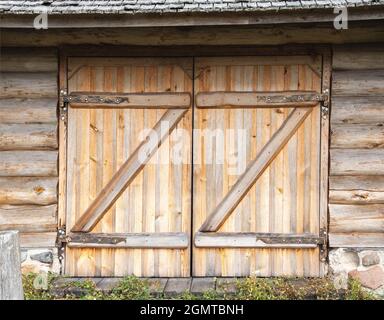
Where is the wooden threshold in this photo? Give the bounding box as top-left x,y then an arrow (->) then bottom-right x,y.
64,232 -> 189,249
194,232 -> 324,248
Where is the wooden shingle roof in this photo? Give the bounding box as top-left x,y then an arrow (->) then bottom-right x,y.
1,0 -> 384,14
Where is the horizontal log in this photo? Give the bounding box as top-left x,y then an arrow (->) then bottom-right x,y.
0,72 -> 57,98
194,232 -> 322,248
0,48 -> 57,72
67,92 -> 191,108
0,151 -> 58,177
0,123 -> 58,150
0,204 -> 57,232
329,232 -> 384,248
330,175 -> 384,191
331,124 -> 384,149
331,96 -> 384,124
0,177 -> 57,205
195,91 -> 321,108
329,204 -> 384,233
330,149 -> 384,176
332,70 -> 384,96
330,190 -> 384,204
333,45 -> 384,70
2,24 -> 384,46
0,98 -> 58,124
19,232 -> 57,248
65,232 -> 189,249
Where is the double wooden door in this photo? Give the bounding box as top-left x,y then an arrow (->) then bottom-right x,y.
64,55 -> 326,277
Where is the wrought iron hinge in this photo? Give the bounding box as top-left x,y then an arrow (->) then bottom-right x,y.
319,228 -> 328,262
320,89 -> 330,120
59,89 -> 68,122
56,226 -> 67,267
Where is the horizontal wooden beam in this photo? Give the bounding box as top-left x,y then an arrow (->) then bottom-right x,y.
2,23 -> 384,47
194,232 -> 323,248
195,91 -> 323,108
65,92 -> 191,108
65,232 -> 189,249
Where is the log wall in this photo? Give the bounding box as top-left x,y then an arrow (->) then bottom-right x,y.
0,48 -> 58,249
330,44 -> 384,248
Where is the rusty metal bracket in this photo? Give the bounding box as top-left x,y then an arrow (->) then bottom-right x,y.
59,89 -> 68,122
56,226 -> 66,274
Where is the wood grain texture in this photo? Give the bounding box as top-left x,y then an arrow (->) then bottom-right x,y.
331,96 -> 384,125
19,232 -> 57,248
65,57 -> 192,277
330,149 -> 384,176
0,151 -> 58,177
333,45 -> 384,70
0,204 -> 57,232
331,124 -> 384,149
0,123 -> 57,150
193,56 -> 322,277
329,233 -> 384,248
0,48 -> 57,72
0,231 -> 23,300
0,177 -> 57,205
0,72 -> 57,98
0,98 -> 58,124
2,24 -> 384,46
329,204 -> 384,233
332,70 -> 384,96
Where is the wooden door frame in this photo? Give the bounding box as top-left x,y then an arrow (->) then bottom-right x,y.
58,45 -> 332,276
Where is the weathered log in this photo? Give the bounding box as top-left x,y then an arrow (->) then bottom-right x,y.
331,96 -> 384,124
333,45 -> 384,70
332,70 -> 384,96
0,151 -> 58,177
331,124 -> 384,149
19,232 -> 57,248
0,123 -> 58,150
0,48 -> 57,72
330,175 -> 384,191
0,204 -> 57,232
0,177 -> 57,205
330,149 -> 384,176
329,204 -> 384,233
329,232 -> 384,248
330,190 -> 384,204
0,231 -> 23,300
0,72 -> 57,98
2,24 -> 384,46
0,98 -> 58,124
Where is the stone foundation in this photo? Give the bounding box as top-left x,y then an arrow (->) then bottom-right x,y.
21,248 -> 61,274
329,248 -> 384,296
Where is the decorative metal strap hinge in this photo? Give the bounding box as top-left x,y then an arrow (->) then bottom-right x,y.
59,89 -> 68,122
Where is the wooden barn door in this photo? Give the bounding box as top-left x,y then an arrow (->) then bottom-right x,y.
64,58 -> 193,277
193,56 -> 326,277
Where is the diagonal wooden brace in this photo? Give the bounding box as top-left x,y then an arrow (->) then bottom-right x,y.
71,108 -> 188,232
199,107 -> 314,232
